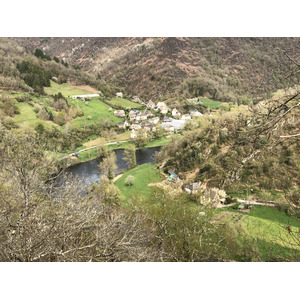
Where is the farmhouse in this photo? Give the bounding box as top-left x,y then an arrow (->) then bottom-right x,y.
114,110 -> 126,118
150,117 -> 160,124
145,110 -> 154,117
130,129 -> 137,139
172,108 -> 181,118
129,110 -> 137,120
117,121 -> 129,129
190,110 -> 203,118
130,123 -> 142,130
184,182 -> 201,194
72,94 -> 100,99
140,113 -> 148,120
163,124 -> 175,132
132,96 -> 140,102
147,100 -> 156,109
157,102 -> 169,114
181,114 -> 192,120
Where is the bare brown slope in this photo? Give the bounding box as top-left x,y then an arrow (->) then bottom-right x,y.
12,37 -> 300,101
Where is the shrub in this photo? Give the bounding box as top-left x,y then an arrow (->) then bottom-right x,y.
125,175 -> 135,186
231,203 -> 240,210
225,197 -> 235,204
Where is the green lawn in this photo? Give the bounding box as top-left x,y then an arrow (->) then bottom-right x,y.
45,80 -> 96,97
107,97 -> 143,109
225,205 -> 299,261
14,102 -> 55,130
199,97 -> 222,109
144,136 -> 171,148
67,98 -> 122,127
114,163 -> 162,201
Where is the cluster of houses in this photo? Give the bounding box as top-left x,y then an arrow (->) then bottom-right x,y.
184,181 -> 227,205
113,98 -> 205,140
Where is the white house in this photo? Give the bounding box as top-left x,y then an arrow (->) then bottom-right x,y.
150,117 -> 160,124
140,113 -> 148,120
117,121 -> 129,129
131,123 -> 142,130
190,110 -> 203,118
130,129 -> 137,139
181,114 -> 191,120
172,108 -> 181,118
147,100 -> 156,109
116,92 -> 123,98
72,94 -> 100,99
164,124 -> 175,132
160,107 -> 169,115
114,110 -> 126,118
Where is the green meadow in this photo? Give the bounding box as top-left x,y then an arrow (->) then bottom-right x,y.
108,97 -> 143,109
45,80 -> 96,97
114,163 -> 162,201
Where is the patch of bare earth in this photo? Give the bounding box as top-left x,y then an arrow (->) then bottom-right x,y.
113,174 -> 123,183
75,85 -> 98,93
180,168 -> 199,180
221,145 -> 230,154
83,137 -> 105,148
44,120 -> 59,126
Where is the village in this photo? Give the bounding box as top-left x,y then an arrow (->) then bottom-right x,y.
111,93 -> 204,139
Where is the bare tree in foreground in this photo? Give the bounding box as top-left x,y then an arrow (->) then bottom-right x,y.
0,131 -> 161,261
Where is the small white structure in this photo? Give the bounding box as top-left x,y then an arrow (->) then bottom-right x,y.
147,100 -> 156,109
114,110 -> 126,118
132,96 -> 140,102
190,110 -> 203,118
157,102 -> 169,114
150,117 -> 160,124
131,123 -> 142,130
165,125 -> 175,132
117,121 -> 129,129
116,92 -> 123,98
172,108 -> 181,118
140,113 -> 148,120
181,114 -> 192,120
130,129 -> 137,139
160,107 -> 169,115
161,119 -> 186,130
72,94 -> 100,99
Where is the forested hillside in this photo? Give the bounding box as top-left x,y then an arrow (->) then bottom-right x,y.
12,37 -> 300,102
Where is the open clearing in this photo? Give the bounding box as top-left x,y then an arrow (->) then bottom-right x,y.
67,98 -> 122,127
108,97 -> 143,109
45,81 -> 97,97
15,102 -> 54,130
220,205 -> 299,260
199,97 -> 222,109
115,163 -> 162,201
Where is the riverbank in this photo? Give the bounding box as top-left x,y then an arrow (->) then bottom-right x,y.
63,135 -> 175,165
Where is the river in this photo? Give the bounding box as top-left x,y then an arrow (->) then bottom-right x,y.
66,146 -> 161,188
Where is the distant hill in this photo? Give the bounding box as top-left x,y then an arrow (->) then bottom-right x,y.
12,37 -> 300,102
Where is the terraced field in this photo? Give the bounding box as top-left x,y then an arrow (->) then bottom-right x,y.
107,97 -> 143,109
67,98 -> 122,127
45,80 -> 97,97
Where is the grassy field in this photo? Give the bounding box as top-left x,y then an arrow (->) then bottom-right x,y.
114,163 -> 162,201
45,81 -> 96,97
14,102 -> 56,130
107,97 -> 143,109
198,97 -> 222,109
222,205 -> 299,261
67,98 -> 122,127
